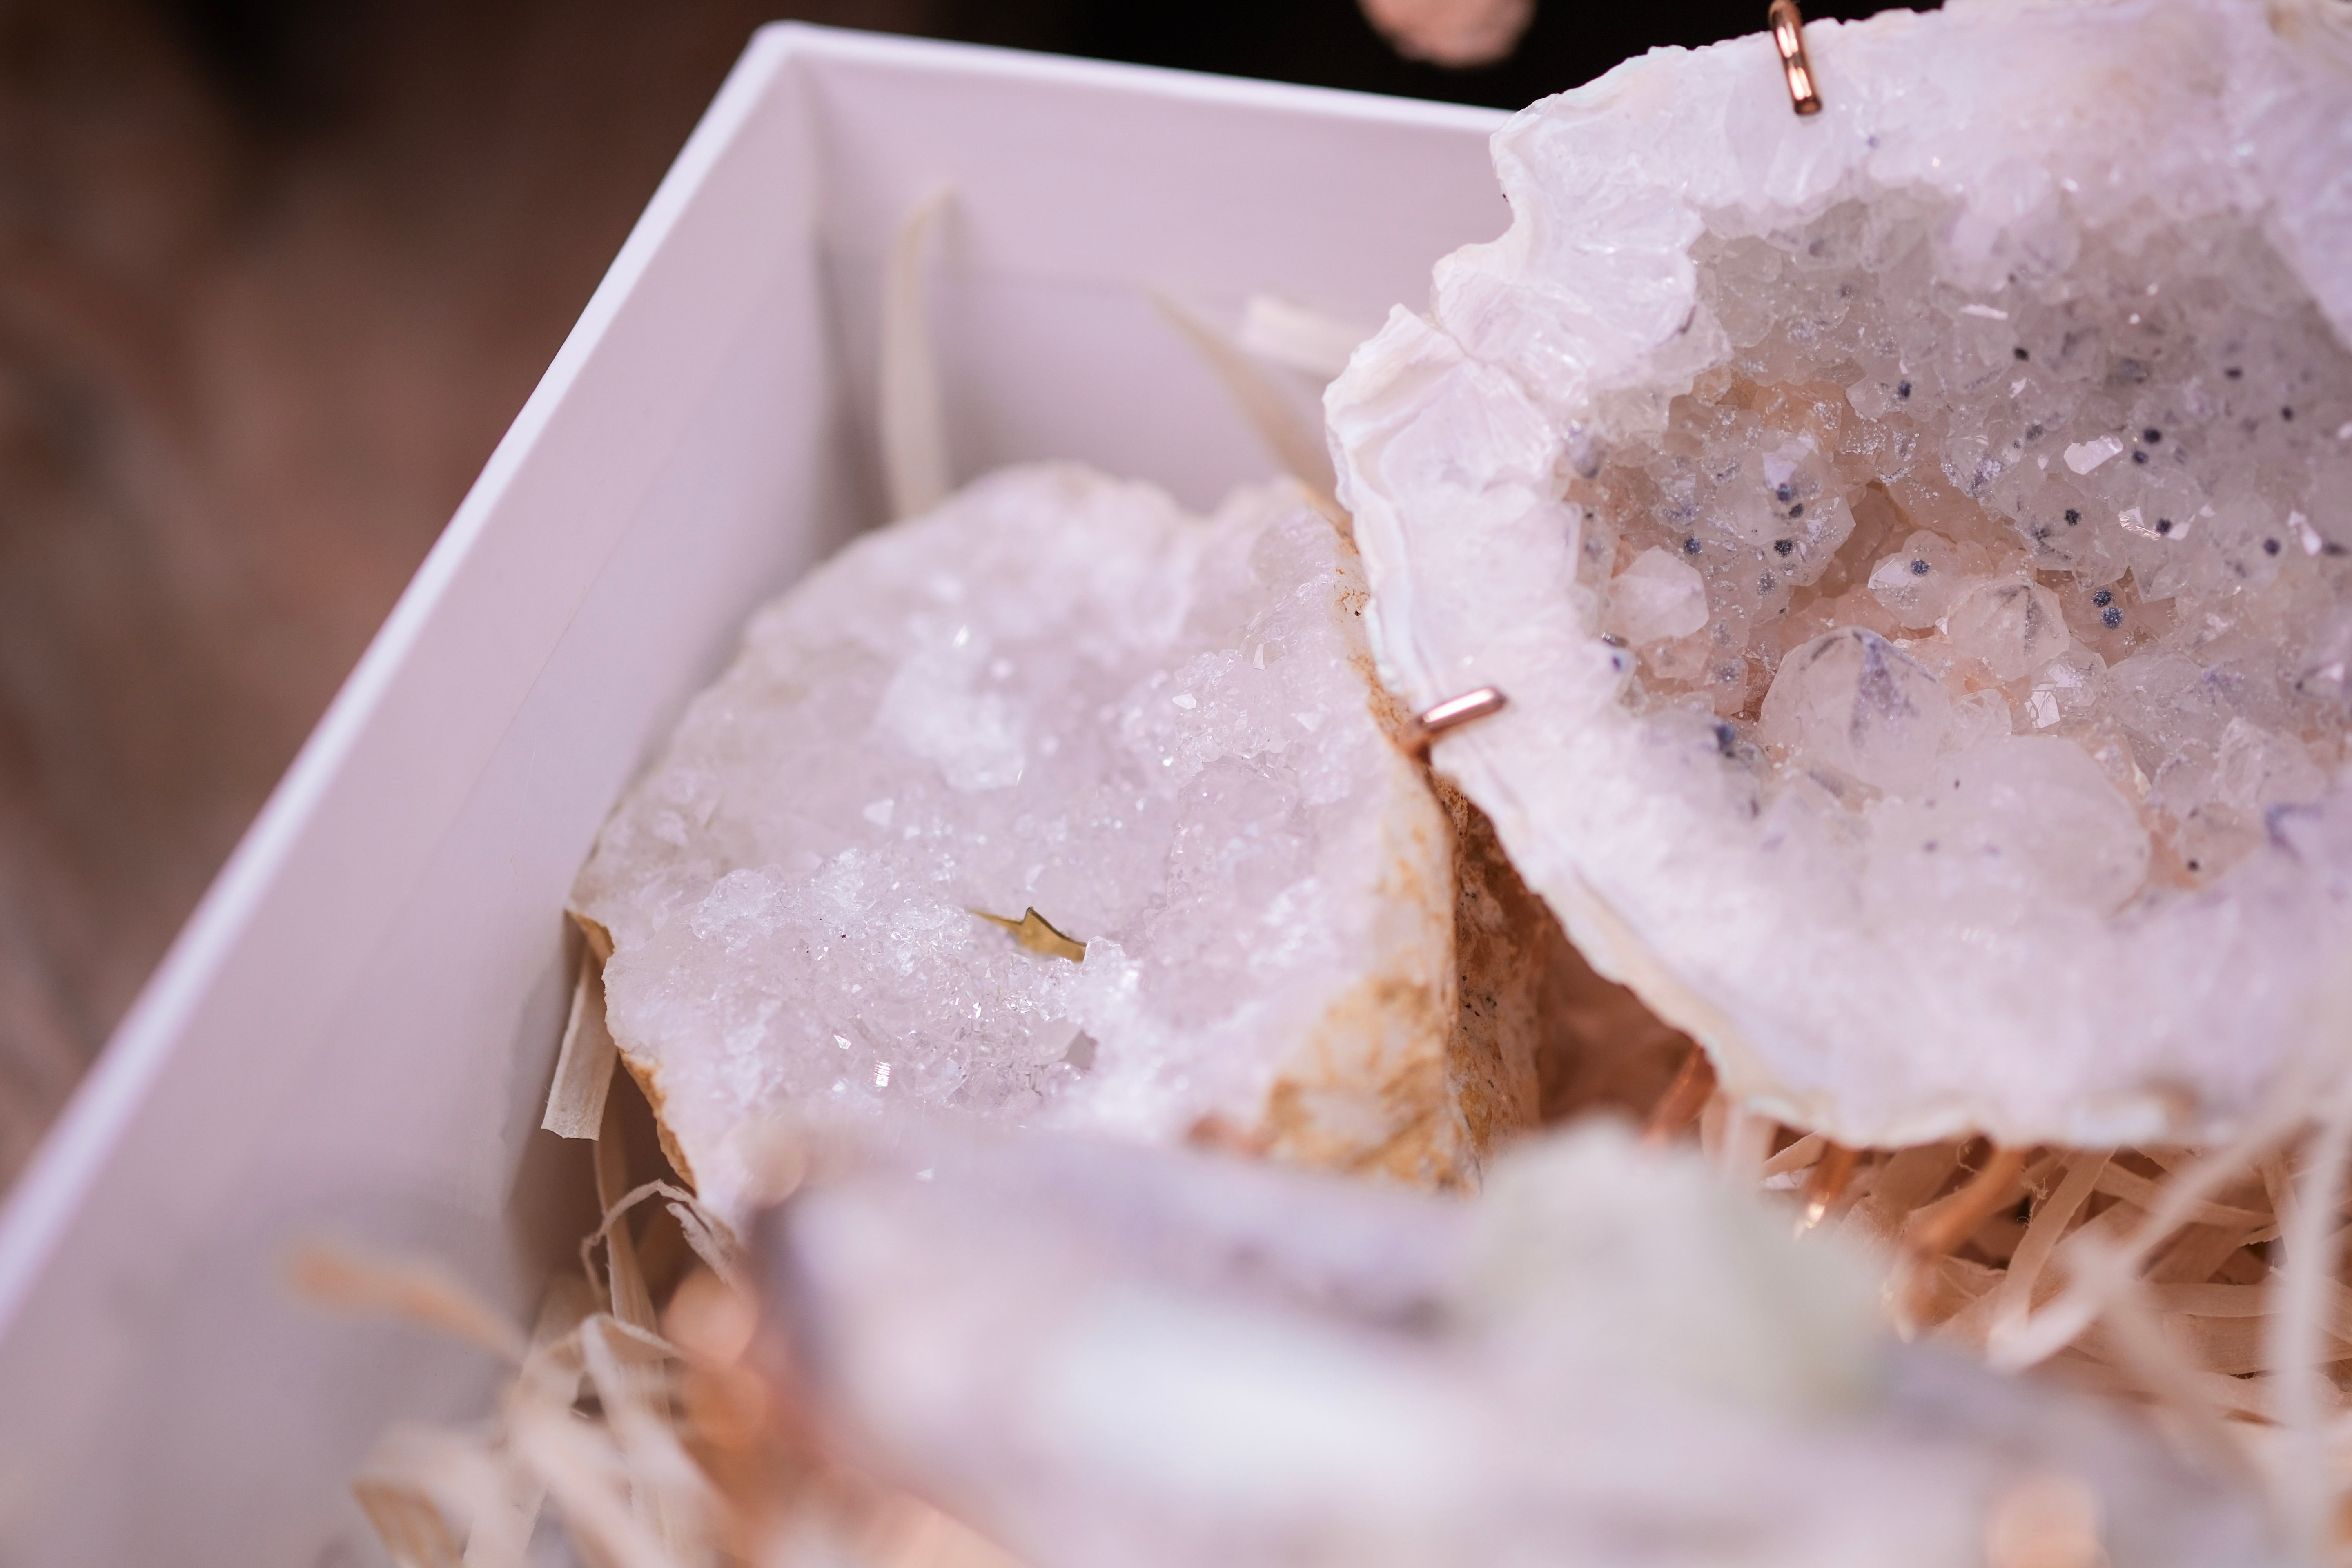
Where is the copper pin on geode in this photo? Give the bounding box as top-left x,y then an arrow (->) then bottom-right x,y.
1892,1145 -> 2031,1326
1406,687 -> 1509,754
1768,0 -> 1823,116
1905,1146 -> 2030,1266
971,906 -> 1087,964
1798,1143 -> 1862,1232
1642,1047 -> 1717,1145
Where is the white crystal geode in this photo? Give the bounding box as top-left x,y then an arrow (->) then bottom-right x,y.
572,464 -> 1532,1221
1328,0 -> 2352,1147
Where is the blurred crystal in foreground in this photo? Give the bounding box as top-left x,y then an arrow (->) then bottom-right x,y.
573,464 -> 1537,1221
763,1120 -> 2278,1568
1329,0 -> 2352,1148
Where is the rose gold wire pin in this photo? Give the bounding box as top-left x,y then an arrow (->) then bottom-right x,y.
1643,1047 -> 1717,1146
1798,1143 -> 1862,1232
1405,687 -> 1508,755
1768,0 -> 1823,116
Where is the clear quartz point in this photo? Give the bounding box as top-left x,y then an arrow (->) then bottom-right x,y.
765,1120 -> 2281,1568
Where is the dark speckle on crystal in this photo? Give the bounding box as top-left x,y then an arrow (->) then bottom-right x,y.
1552,198 -> 2346,901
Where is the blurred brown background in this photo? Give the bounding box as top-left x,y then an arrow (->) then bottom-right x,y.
0,0 -> 1900,1189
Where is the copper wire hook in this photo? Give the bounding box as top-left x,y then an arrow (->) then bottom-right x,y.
1404,687 -> 1508,755
1768,0 -> 1823,116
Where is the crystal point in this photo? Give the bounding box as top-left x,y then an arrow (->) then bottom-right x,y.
764,1121 -> 2281,1568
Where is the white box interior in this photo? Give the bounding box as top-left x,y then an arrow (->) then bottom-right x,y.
0,27 -> 1506,1564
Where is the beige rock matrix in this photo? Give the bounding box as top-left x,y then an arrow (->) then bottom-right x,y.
573,463 -> 1537,1221
1329,0 -> 2352,1147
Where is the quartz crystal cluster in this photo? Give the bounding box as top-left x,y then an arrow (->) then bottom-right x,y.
572,464 -> 1512,1222
1329,0 -> 2352,1145
1636,206 -> 2350,898
766,1119 -> 2278,1568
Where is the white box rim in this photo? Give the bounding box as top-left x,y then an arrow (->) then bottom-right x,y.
0,15 -> 1511,1359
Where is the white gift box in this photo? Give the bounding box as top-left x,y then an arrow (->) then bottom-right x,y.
0,27 -> 1506,1564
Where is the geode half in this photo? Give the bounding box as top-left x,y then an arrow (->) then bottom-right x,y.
573,464 -> 1547,1219
1328,0 -> 2352,1146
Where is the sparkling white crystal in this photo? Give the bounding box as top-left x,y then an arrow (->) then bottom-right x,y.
1329,0 -> 2352,1145
573,464 -> 1479,1220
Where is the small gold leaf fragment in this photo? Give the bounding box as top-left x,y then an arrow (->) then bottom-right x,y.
970,906 -> 1087,964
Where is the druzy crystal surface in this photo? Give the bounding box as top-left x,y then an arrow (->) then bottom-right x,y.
573,465 -> 1479,1220
1329,0 -> 2352,1145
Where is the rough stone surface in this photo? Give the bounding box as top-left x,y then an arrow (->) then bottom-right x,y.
1328,0 -> 2352,1146
573,463 -> 1519,1221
